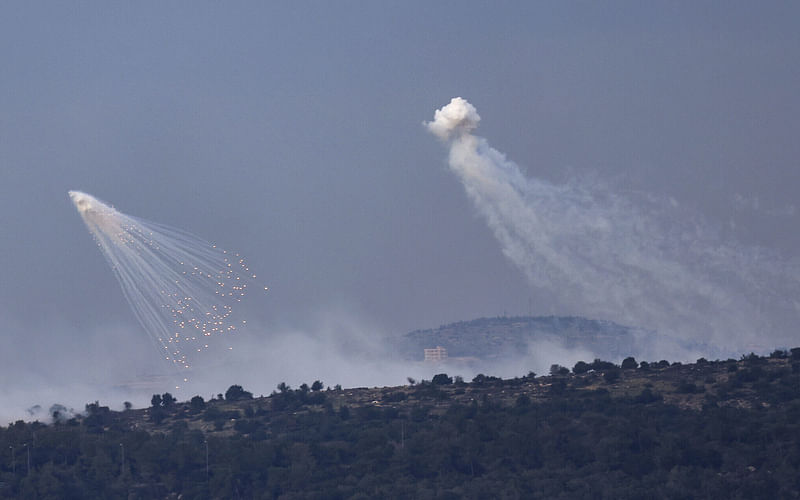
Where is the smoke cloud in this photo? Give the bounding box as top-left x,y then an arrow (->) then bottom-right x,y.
0,306 -> 588,423
426,97 -> 800,356
425,97 -> 481,141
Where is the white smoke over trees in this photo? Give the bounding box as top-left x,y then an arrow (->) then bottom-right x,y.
426,97 -> 800,357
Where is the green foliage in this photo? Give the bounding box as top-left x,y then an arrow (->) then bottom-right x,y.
592,359 -> 618,371
225,384 -> 253,401
3,350 -> 800,499
676,380 -> 703,394
432,373 -> 453,385
603,368 -> 621,383
572,360 -> 590,374
161,392 -> 176,407
189,395 -> 205,411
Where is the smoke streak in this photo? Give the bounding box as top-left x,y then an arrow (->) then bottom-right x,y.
69,190 -> 267,386
426,97 -> 800,355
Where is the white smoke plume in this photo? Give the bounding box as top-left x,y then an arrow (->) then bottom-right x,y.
427,97 -> 800,357
425,97 -> 481,140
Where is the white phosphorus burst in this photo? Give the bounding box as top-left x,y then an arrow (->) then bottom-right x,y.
68,191 -> 267,381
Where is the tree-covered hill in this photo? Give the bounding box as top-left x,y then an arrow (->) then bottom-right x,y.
394,315 -> 638,361
2,349 -> 800,499
392,315 -> 715,363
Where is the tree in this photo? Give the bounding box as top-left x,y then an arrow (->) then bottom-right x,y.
151,394 -> 162,408
161,392 -> 176,407
190,395 -> 206,411
123,401 -> 133,411
621,357 -> 638,370
311,380 -> 324,392
299,383 -> 310,393
573,361 -> 590,374
592,359 -> 618,371
225,385 -> 253,401
277,382 -> 290,394
432,373 -> 453,385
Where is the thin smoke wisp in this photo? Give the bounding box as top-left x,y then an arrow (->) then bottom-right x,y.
426,97 -> 800,356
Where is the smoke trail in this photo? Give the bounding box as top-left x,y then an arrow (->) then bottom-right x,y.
426,97 -> 800,355
69,190 -> 267,387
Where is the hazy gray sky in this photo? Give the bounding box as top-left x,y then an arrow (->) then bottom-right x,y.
1,2 -> 799,415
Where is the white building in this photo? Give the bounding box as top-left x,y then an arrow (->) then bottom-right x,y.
424,345 -> 448,362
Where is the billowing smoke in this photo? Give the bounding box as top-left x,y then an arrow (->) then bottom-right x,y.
426,97 -> 800,357
426,97 -> 481,140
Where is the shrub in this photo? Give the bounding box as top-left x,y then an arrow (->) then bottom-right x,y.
676,381 -> 703,394
634,388 -> 662,404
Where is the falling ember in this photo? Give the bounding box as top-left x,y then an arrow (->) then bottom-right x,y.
68,190 -> 268,379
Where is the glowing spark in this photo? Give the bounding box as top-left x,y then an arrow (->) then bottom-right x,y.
68,190 -> 268,376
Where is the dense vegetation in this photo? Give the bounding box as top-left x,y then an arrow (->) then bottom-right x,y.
2,350 -> 800,499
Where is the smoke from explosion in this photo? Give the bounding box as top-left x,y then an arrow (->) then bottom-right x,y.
426,97 -> 800,356
68,190 -> 268,389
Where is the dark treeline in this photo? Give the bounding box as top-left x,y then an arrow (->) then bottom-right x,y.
2,350 -> 800,499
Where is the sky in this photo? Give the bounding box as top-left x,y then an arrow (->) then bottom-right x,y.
1,2 -> 799,418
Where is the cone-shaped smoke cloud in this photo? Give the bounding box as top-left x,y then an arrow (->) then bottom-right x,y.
69,190 -> 267,389
426,97 -> 800,357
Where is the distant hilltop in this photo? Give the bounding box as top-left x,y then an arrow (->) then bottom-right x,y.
393,315 -> 712,363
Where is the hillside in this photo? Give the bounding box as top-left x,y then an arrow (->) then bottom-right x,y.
2,349 -> 800,498
393,315 -> 707,362
394,316 -> 634,361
